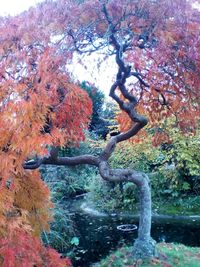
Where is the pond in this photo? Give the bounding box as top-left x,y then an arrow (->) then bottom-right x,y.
68,198 -> 200,267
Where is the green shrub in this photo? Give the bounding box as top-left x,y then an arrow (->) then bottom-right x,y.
88,124 -> 200,212
40,136 -> 101,253
86,175 -> 124,212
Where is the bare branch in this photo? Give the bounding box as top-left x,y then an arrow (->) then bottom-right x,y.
23,158 -> 44,169
131,72 -> 149,87
23,154 -> 99,169
44,154 -> 99,166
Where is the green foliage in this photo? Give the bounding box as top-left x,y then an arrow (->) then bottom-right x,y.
87,175 -> 125,212
41,166 -> 84,199
162,125 -> 200,193
154,196 -> 200,215
42,204 -> 75,253
101,100 -> 120,138
87,138 -> 158,212
88,123 -> 200,213
81,82 -> 119,139
42,136 -> 103,200
115,124 -> 200,197
81,81 -> 106,137
122,183 -> 138,210
59,133 -> 103,157
41,166 -> 78,252
109,139 -> 161,172
41,136 -> 101,252
70,237 -> 79,246
87,175 -> 140,212
149,127 -> 200,202
97,243 -> 200,267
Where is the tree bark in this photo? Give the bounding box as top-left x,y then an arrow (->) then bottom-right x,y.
133,175 -> 156,258
98,161 -> 156,258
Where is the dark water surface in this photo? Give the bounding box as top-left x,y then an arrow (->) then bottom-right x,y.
68,199 -> 200,267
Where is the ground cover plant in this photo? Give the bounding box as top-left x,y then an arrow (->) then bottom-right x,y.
98,243 -> 200,267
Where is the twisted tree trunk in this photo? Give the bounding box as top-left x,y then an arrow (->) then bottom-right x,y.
24,5 -> 156,258
98,149 -> 156,258
24,65 -> 156,256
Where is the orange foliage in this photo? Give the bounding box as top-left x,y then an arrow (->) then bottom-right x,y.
13,171 -> 53,236
0,0 -> 199,264
0,0 -> 93,264
0,169 -> 72,265
0,229 -> 71,267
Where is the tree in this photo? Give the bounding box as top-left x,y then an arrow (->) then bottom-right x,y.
0,0 -> 199,263
81,81 -> 118,138
80,81 -> 106,137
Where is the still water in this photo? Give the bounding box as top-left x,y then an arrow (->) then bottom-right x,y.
68,199 -> 200,266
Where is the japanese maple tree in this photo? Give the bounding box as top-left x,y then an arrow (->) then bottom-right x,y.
0,0 -> 199,263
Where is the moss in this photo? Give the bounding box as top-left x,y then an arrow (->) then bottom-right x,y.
95,243 -> 200,267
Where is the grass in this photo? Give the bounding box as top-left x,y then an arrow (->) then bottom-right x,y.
152,196 -> 200,216
96,243 -> 200,267
91,195 -> 200,216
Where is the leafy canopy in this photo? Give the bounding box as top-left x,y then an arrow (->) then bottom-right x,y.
0,0 -> 199,265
